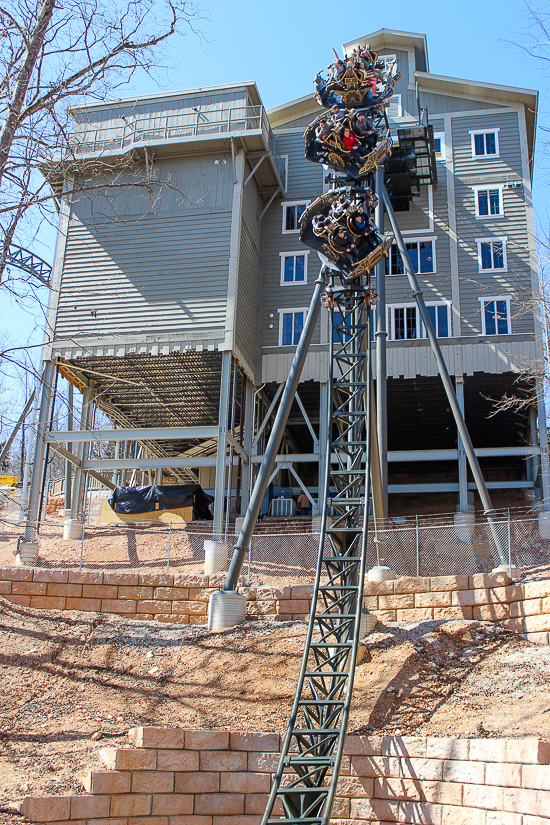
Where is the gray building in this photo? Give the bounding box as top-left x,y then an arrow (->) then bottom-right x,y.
26,29 -> 548,531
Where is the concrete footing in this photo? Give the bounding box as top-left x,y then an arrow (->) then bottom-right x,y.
63,519 -> 83,540
208,590 -> 246,631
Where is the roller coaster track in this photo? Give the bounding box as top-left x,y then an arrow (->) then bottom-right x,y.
5,245 -> 52,287
261,282 -> 373,825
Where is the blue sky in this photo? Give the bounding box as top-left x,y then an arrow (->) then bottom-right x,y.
2,0 -> 548,365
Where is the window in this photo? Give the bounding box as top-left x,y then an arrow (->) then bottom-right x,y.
386,239 -> 436,275
279,308 -> 307,346
387,303 -> 451,341
282,201 -> 309,233
469,129 -> 500,158
479,297 -> 511,335
473,186 -> 503,218
476,237 -> 507,271
386,94 -> 402,119
280,251 -> 308,284
433,131 -> 445,160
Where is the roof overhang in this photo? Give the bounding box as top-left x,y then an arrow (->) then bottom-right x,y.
267,92 -> 321,130
342,29 -> 429,69
69,81 -> 263,117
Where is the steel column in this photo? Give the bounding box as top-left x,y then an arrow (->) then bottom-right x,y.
374,167 -> 388,518
65,383 -> 73,509
213,351 -> 232,535
317,383 -> 329,517
24,361 -> 55,540
536,378 -> 550,508
69,389 -> 92,520
381,183 -> 507,562
455,376 -> 469,513
224,272 -> 328,591
240,378 -> 254,514
0,391 -> 35,470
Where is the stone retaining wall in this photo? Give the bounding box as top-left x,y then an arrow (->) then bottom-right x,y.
18,727 -> 550,824
0,566 -> 311,623
3,566 -> 550,643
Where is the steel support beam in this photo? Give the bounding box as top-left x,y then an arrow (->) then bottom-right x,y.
46,440 -> 116,490
45,425 -> 219,442
381,183 -> 506,563
213,351 -> 232,535
241,378 -> 254,514
374,167 -> 388,517
65,383 -> 73,509
455,376 -> 469,513
224,272 -> 327,591
70,389 -> 92,520
24,361 -> 55,540
0,391 -> 36,470
536,378 -> 550,507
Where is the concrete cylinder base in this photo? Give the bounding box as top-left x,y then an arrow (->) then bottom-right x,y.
59,509 -> 71,518
63,518 -> 83,540
204,540 -> 228,575
454,512 -> 475,543
16,542 -> 38,566
368,565 -> 393,582
538,511 -> 550,540
208,590 -> 246,631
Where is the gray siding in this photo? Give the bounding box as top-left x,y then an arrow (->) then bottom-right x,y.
55,208 -> 231,340
419,93 -> 507,115
234,220 -> 260,374
452,110 -> 534,336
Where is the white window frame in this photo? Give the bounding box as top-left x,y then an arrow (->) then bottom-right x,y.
386,236 -> 437,275
387,94 -> 402,119
479,296 -> 511,336
280,250 -> 309,285
281,201 -> 310,234
469,128 -> 500,159
378,54 -> 397,71
278,307 -> 309,346
433,131 -> 446,161
387,301 -> 452,341
473,185 -> 503,219
476,236 -> 508,272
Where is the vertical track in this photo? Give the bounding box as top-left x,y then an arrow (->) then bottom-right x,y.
261,278 -> 372,825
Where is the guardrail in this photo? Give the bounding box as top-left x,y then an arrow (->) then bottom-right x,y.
69,105 -> 286,185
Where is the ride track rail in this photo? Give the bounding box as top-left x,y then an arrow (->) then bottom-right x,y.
261,283 -> 373,825
5,245 -> 52,287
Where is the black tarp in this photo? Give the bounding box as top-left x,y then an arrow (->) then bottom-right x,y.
108,484 -> 213,520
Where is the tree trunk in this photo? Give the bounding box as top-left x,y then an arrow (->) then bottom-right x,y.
0,0 -> 56,187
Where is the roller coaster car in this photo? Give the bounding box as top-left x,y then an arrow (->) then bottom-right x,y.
314,51 -> 401,110
304,114 -> 392,179
299,188 -> 391,279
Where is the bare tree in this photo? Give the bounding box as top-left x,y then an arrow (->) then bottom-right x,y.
0,0 -> 204,284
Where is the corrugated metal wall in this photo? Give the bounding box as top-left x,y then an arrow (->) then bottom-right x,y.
235,220 -> 260,374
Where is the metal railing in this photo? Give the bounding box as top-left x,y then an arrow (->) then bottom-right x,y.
68,105 -> 286,185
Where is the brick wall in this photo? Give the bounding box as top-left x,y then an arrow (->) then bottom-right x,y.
18,727 -> 550,824
3,566 -> 550,644
0,566 -> 312,623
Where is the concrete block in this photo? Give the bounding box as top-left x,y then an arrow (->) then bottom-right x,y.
169,818 -> 213,825
378,594 -> 414,609
220,773 -> 271,793
138,573 -> 174,586
82,770 -> 131,794
3,594 -> 30,605
526,631 -> 550,645
156,748 -> 199,771
373,777 -> 421,801
524,614 -> 550,633
331,796 -> 350,818
510,598 -> 541,617
33,569 -> 68,583
373,609 -> 397,622
212,817 -> 261,825
415,591 -> 452,607
396,608 -> 434,622
363,580 -> 395,596
452,590 -> 476,606
175,771 -> 220,793
229,733 -> 279,752
420,780 -> 463,806
399,800 -> 443,824
0,565 -> 33,581
68,570 -> 104,584
344,734 -> 382,755
103,572 -> 138,585
486,813 -> 521,825
502,787 -> 550,817
153,587 -> 189,600
30,596 -> 66,610
382,736 -> 426,757
110,793 -> 152,817
472,604 -> 510,621
508,738 -> 550,764
434,606 -> 473,620
200,751 -> 248,772
426,739 -> 469,762
82,584 -> 117,599
151,794 -> 193,815
128,727 -> 183,749
335,775 -> 374,797
12,580 -> 47,595
185,730 -> 229,750
101,598 -> 136,615
350,755 -> 400,777
400,757 -> 443,781
136,599 -> 172,614
442,759 -> 484,785
463,782 -> 503,810
430,575 -> 469,592
0,580 -> 11,593
393,577 -> 430,594
195,794 -> 244,816
524,580 -> 550,599
247,752 -> 280,772
483,761 -> 521,788
21,797 -> 71,822
290,585 -> 314,599
131,770 -> 174,793
65,598 -> 101,612
522,763 -> 550,790
470,572 -> 510,589
469,739 -> 507,762
100,747 -> 156,771
244,794 -> 270,814
441,804 -> 485,824
69,795 -> 110,819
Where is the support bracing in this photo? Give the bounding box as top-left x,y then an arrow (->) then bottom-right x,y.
261,279 -> 372,825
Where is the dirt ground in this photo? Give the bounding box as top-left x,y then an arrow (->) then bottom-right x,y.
1,594 -> 550,822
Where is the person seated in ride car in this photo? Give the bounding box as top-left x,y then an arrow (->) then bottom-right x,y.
341,128 -> 366,162
331,227 -> 359,263
330,105 -> 347,124
355,219 -> 382,256
352,112 -> 378,149
315,117 -> 332,148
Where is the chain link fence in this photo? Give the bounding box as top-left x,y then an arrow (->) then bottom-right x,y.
1,491 -> 550,584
